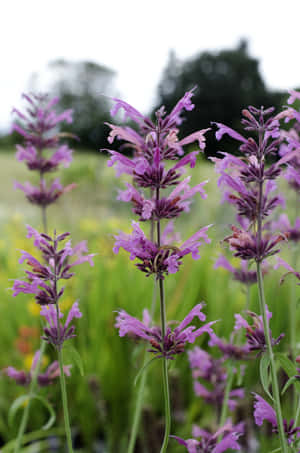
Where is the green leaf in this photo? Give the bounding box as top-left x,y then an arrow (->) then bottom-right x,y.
134,356 -> 159,387
1,428 -> 64,452
281,376 -> 297,396
276,353 -> 300,393
8,394 -> 56,431
276,353 -> 297,377
63,344 -> 84,376
259,354 -> 273,401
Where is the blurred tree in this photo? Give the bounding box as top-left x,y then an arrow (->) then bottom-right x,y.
31,59 -> 116,150
154,40 -> 285,156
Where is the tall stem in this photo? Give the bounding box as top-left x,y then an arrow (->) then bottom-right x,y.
255,127 -> 287,451
13,340 -> 47,453
256,262 -> 287,452
158,278 -> 171,453
218,361 -> 234,429
127,279 -> 157,453
58,348 -> 74,453
156,188 -> 171,453
14,205 -> 48,453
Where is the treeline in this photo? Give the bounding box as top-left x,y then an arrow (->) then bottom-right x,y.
3,40 -> 290,156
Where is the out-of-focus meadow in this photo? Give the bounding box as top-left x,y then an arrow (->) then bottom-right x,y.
0,149 -> 295,452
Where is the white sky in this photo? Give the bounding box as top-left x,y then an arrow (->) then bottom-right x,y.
2,0 -> 300,131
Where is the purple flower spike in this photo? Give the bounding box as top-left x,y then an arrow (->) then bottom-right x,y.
115,304 -> 216,359
3,350 -> 71,387
171,421 -> 243,452
13,227 -> 94,305
41,301 -> 82,348
13,92 -> 75,207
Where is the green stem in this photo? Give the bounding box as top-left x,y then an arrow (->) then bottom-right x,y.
14,203 -> 49,453
218,361 -> 234,428
256,262 -> 288,453
155,186 -> 171,453
159,278 -> 171,453
13,340 -> 47,453
127,279 -> 157,453
58,348 -> 74,453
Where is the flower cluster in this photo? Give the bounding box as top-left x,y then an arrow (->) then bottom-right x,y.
113,221 -> 211,278
41,302 -> 82,348
106,90 -> 211,278
171,421 -> 243,452
13,225 -> 94,306
188,346 -> 244,411
3,350 -> 71,387
12,93 -> 76,207
212,106 -> 297,262
115,304 -> 215,359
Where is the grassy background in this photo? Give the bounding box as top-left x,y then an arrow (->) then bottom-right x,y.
0,149 -> 296,452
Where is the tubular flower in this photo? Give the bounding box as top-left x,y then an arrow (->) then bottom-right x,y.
115,304 -> 216,359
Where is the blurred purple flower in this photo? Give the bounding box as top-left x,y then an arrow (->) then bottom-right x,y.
12,93 -> 76,207
272,214 -> 300,243
274,256 -> 300,284
188,346 -> 244,411
253,393 -> 300,446
234,308 -> 284,354
214,254 -> 269,285
171,421 -> 243,452
3,350 -> 71,387
14,179 -> 76,208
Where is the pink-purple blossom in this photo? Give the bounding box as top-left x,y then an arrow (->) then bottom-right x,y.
41,302 -> 82,348
13,225 -> 95,305
115,304 -> 216,359
113,221 -> 211,278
